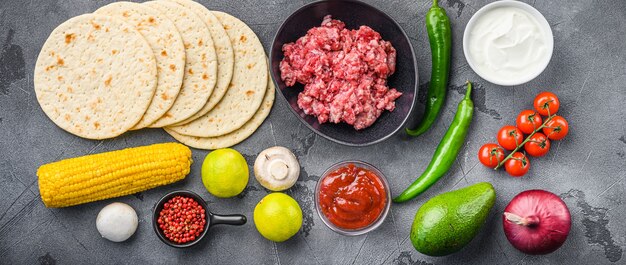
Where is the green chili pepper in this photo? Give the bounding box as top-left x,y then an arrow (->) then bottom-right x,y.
394,81 -> 474,203
406,0 -> 451,137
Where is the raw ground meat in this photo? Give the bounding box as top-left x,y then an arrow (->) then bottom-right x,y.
280,15 -> 402,130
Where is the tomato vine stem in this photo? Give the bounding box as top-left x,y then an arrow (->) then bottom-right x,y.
494,114 -> 557,170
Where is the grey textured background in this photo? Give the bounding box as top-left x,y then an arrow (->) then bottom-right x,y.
0,0 -> 624,264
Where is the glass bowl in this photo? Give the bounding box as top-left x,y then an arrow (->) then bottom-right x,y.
315,160 -> 391,236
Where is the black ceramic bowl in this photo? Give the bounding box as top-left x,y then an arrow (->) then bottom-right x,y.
270,0 -> 418,146
152,190 -> 246,248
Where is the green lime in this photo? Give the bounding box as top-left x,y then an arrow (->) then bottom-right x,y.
254,193 -> 302,242
201,148 -> 249,198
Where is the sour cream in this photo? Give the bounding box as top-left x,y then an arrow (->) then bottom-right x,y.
464,3 -> 553,86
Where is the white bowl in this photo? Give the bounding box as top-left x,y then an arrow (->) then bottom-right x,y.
463,0 -> 553,86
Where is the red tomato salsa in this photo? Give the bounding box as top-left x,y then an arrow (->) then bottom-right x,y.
318,164 -> 387,229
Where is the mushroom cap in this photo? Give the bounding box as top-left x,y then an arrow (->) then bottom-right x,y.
96,202 -> 138,242
254,146 -> 300,191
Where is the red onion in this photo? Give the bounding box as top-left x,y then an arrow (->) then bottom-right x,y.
503,190 -> 571,255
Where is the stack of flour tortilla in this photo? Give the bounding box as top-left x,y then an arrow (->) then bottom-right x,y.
34,0 -> 273,150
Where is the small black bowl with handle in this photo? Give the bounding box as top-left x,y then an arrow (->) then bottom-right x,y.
270,0 -> 418,146
152,190 -> 246,248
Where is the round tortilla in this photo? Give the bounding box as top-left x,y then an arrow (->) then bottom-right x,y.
166,0 -> 234,125
95,2 -> 186,130
144,0 -> 217,127
166,11 -> 267,137
165,77 -> 274,149
34,14 -> 157,140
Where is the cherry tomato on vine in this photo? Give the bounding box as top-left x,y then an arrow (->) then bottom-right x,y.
543,116 -> 569,140
516,110 -> 543,134
505,152 -> 530,177
524,132 -> 551,157
534,92 -> 560,116
478,143 -> 506,168
497,125 -> 524,150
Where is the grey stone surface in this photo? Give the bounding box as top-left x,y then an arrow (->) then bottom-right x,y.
0,0 -> 624,264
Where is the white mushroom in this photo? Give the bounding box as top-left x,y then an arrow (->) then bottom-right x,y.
96,202 -> 138,242
254,146 -> 300,191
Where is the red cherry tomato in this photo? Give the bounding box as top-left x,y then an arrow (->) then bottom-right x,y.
524,133 -> 551,157
497,125 -> 524,150
543,116 -> 569,140
516,110 -> 543,134
534,92 -> 560,116
478,143 -> 506,168
505,152 -> 530,177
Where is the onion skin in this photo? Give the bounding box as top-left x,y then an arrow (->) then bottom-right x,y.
503,190 -> 571,255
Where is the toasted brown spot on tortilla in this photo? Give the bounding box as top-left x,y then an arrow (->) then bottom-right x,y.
57,76 -> 63,81
104,76 -> 112,86
57,57 -> 64,66
161,50 -> 168,57
188,68 -> 194,75
246,63 -> 254,69
148,17 -> 155,24
201,53 -> 206,60
198,39 -> 203,46
122,11 -> 130,17
208,118 -> 214,122
105,28 -> 109,32
45,65 -> 56,71
246,90 -> 254,96
164,113 -> 172,118
49,51 -> 55,56
223,25 -> 230,30
111,50 -> 118,55
67,86 -> 73,93
94,122 -> 100,129
240,35 -> 247,42
123,28 -> 129,33
85,115 -> 90,121
64,33 -> 75,44
64,114 -> 71,121
184,43 -> 191,49
90,21 -> 101,30
161,93 -> 169,100
169,64 -> 176,71
96,58 -> 103,63
202,74 -> 208,80
87,34 -> 95,42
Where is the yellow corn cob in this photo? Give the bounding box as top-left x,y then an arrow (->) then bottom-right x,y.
37,143 -> 193,208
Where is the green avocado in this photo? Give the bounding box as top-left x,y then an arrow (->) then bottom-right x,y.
410,182 -> 496,256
